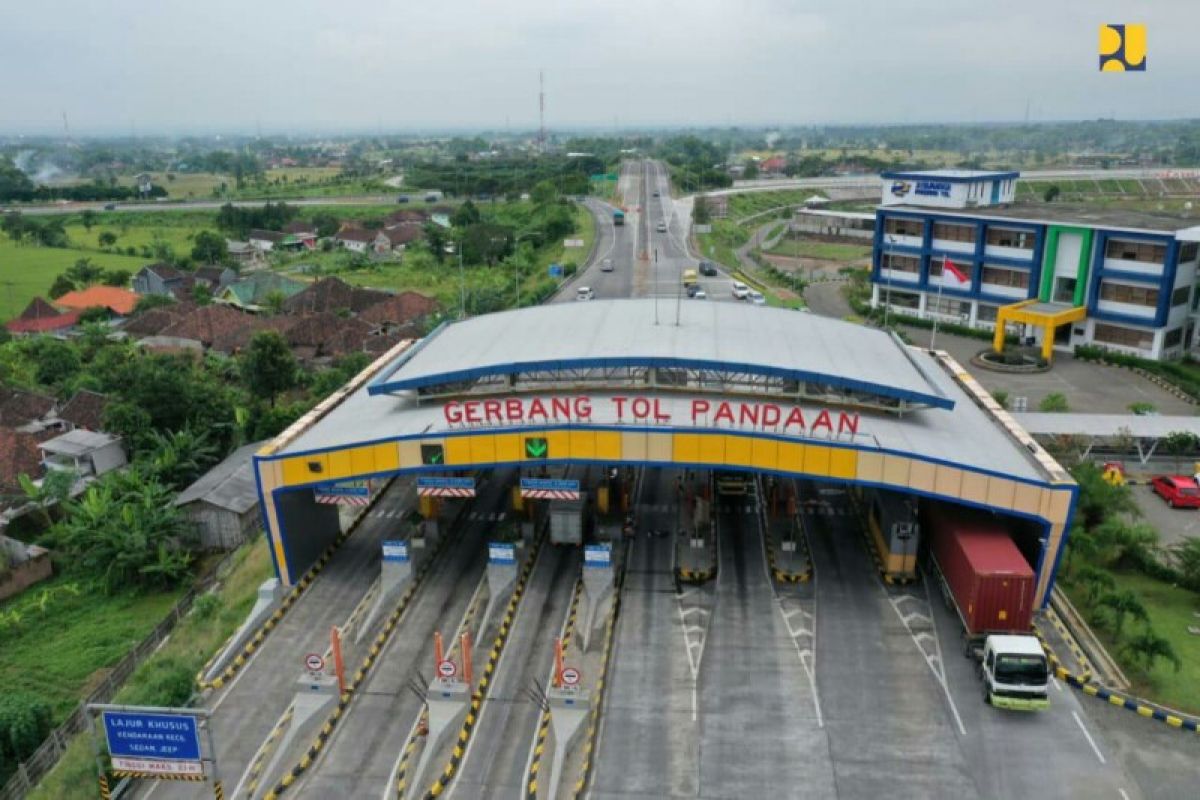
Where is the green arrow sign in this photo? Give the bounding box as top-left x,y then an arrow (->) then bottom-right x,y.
524,437 -> 549,459
421,444 -> 445,465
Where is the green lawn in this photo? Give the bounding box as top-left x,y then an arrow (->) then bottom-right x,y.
1061,568 -> 1200,714
27,540 -> 275,800
0,242 -> 149,318
724,190 -> 827,222
764,239 -> 872,261
0,575 -> 184,721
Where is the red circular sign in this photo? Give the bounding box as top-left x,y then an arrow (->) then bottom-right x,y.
561,667 -> 581,686
437,659 -> 457,679
304,653 -> 325,672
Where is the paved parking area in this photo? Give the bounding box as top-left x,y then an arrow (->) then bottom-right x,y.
1132,481 -> 1200,550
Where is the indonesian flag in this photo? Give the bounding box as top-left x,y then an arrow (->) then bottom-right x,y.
942,257 -> 969,286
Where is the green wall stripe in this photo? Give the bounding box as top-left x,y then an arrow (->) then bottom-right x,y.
1039,225 -> 1094,306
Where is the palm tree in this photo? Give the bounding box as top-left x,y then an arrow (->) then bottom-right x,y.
1063,522 -> 1098,574
1092,518 -> 1159,571
1097,590 -> 1149,639
1120,630 -> 1182,674
1072,565 -> 1115,609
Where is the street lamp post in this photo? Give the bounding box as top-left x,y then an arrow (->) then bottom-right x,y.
883,235 -> 897,330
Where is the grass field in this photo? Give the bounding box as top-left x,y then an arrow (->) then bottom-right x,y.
1062,568 -> 1200,714
0,242 -> 149,318
765,239 -> 872,261
27,540 -> 275,800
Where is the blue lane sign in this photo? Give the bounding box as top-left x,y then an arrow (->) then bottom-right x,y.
548,263 -> 563,277
584,544 -> 612,568
520,478 -> 581,492
417,477 -> 476,490
102,711 -> 201,762
382,540 -> 409,562
315,481 -> 370,497
489,542 -> 517,565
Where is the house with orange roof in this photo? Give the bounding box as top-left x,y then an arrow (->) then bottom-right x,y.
54,286 -> 140,317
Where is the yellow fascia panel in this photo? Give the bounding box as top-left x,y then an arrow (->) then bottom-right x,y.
372,442 -> 400,472
856,451 -> 884,484
725,435 -> 753,468
595,431 -> 621,461
646,433 -> 673,462
1041,488 -> 1073,524
907,460 -> 936,493
494,433 -> 522,463
352,445 -> 378,475
445,436 -> 474,466
881,454 -> 910,487
326,448 -> 354,481
470,434 -> 496,464
1012,482 -> 1042,516
751,437 -> 779,471
828,447 -> 857,480
674,432 -> 702,463
959,471 -> 989,504
776,441 -> 804,473
803,445 -> 831,476
280,456 -> 310,487
622,431 -> 647,461
545,430 -> 570,460
934,465 -> 962,497
696,433 -> 725,464
986,477 -> 1017,510
569,430 -> 596,459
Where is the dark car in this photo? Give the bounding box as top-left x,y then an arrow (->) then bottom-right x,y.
396,195 -> 410,203
698,260 -> 718,276
103,203 -> 117,211
686,283 -> 700,298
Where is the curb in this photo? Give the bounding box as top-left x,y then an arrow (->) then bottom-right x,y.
419,528 -> 548,798
195,479 -> 395,691
525,579 -> 584,799
260,507 -> 461,800
572,545 -> 627,797
243,705 -> 296,797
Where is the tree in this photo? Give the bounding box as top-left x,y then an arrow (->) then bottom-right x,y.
134,293 -> 176,314
1071,462 -> 1140,529
241,330 -> 297,406
2,212 -> 27,243
31,339 -> 81,386
1038,392 -> 1069,412
1093,518 -> 1159,571
451,200 -> 481,227
140,428 -> 220,490
80,209 -> 98,231
1120,629 -> 1181,674
65,257 -> 104,285
192,284 -> 213,305
1170,538 -> 1200,591
263,290 -> 287,315
990,389 -> 1010,410
311,211 -> 340,238
98,230 -> 118,249
1071,564 -> 1115,608
692,195 -> 711,225
743,162 -> 760,180
102,269 -> 131,287
425,223 -> 448,264
1162,430 -> 1199,473
191,229 -> 229,264
48,274 -> 76,299
17,469 -> 76,530
1096,589 -> 1149,638
1043,185 -> 1061,202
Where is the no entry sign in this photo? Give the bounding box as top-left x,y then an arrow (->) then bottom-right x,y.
304,653 -> 325,672
560,667 -> 581,687
437,659 -> 457,679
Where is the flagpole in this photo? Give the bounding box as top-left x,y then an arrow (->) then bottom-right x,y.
931,254 -> 946,351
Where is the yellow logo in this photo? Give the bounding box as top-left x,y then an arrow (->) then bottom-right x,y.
1099,24 -> 1146,71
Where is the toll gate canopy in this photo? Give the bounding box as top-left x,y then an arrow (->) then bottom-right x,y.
254,300 -> 1076,606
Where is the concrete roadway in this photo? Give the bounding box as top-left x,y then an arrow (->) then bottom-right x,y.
281,471 -> 514,799
142,478 -> 416,800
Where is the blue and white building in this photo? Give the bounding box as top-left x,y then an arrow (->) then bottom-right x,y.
871,169 -> 1200,360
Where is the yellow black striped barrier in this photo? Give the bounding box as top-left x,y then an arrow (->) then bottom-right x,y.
98,775 -> 111,799
572,547 -> 626,798
213,779 -> 225,800
763,516 -> 811,584
111,771 -> 206,782
1033,625 -> 1199,734
244,704 -> 296,797
676,528 -> 718,585
392,710 -> 425,796
420,530 -> 547,799
196,480 -> 395,691
525,579 -> 584,799
846,494 -> 915,586
261,507 -> 462,800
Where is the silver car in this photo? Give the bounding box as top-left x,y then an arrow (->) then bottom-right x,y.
601,258 -> 614,272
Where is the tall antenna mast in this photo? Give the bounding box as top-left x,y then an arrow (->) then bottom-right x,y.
61,111 -> 72,144
538,69 -> 546,151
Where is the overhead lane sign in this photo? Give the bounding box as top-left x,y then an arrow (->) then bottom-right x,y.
417,476 -> 476,497
521,477 -> 580,500
314,480 -> 371,506
102,711 -> 202,777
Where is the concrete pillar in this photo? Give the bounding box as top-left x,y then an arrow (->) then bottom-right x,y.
407,680 -> 471,799
543,687 -> 591,800
580,545 -> 614,652
357,540 -> 414,643
479,542 -> 518,640
203,578 -> 281,684
252,673 -> 339,799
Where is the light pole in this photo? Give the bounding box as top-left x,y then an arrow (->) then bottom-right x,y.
507,231 -> 541,308
883,234 -> 897,330
450,240 -> 464,319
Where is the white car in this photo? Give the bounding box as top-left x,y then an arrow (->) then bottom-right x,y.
600,258 -> 614,272
692,288 -> 708,300
575,286 -> 595,301
656,221 -> 667,233
731,281 -> 750,299
748,290 -> 766,305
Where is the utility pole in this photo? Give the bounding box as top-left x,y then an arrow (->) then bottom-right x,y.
883,235 -> 897,330
538,70 -> 546,153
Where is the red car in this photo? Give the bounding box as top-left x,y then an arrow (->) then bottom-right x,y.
1151,475 -> 1200,508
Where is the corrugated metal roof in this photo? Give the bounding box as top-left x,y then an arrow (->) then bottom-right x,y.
175,441 -> 265,514
1015,413 -> 1200,439
368,299 -> 951,410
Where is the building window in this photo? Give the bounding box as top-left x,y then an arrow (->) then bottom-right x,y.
881,253 -> 920,274
884,217 -> 923,237
976,304 -> 999,322
1180,242 -> 1199,263
1172,285 -> 1191,307
927,296 -> 969,316
932,222 -> 975,243
985,227 -> 1034,250
1093,323 -> 1154,349
1099,282 -> 1159,308
1105,238 -> 1168,265
1164,328 -> 1184,349
1054,277 -> 1077,304
884,290 -> 920,309
981,266 -> 1030,289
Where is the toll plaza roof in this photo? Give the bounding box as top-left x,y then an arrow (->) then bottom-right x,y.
279,303 -> 1055,487
367,300 -> 954,410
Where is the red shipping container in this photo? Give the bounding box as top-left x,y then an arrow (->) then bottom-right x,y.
926,504 -> 1035,636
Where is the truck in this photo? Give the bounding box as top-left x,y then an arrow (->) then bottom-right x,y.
549,494 -> 587,545
924,502 -> 1050,711
613,209 -> 625,226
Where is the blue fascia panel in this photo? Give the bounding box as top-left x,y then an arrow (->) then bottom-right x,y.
881,170 -> 1021,183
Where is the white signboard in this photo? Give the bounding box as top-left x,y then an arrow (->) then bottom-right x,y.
564,238 -> 584,247
110,757 -> 204,777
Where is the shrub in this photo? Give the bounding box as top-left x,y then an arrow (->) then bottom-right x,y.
1038,392 -> 1070,412
0,692 -> 53,780
119,656 -> 196,709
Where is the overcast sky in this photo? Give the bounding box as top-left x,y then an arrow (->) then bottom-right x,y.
3,0 -> 1196,135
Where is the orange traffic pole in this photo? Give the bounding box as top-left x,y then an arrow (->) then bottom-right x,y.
434,631 -> 444,668
461,632 -> 473,685
331,626 -> 346,695
554,637 -> 564,688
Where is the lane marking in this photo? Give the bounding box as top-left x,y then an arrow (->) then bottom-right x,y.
1073,710 -> 1107,764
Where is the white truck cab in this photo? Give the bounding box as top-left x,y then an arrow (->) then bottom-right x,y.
979,634 -> 1050,711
